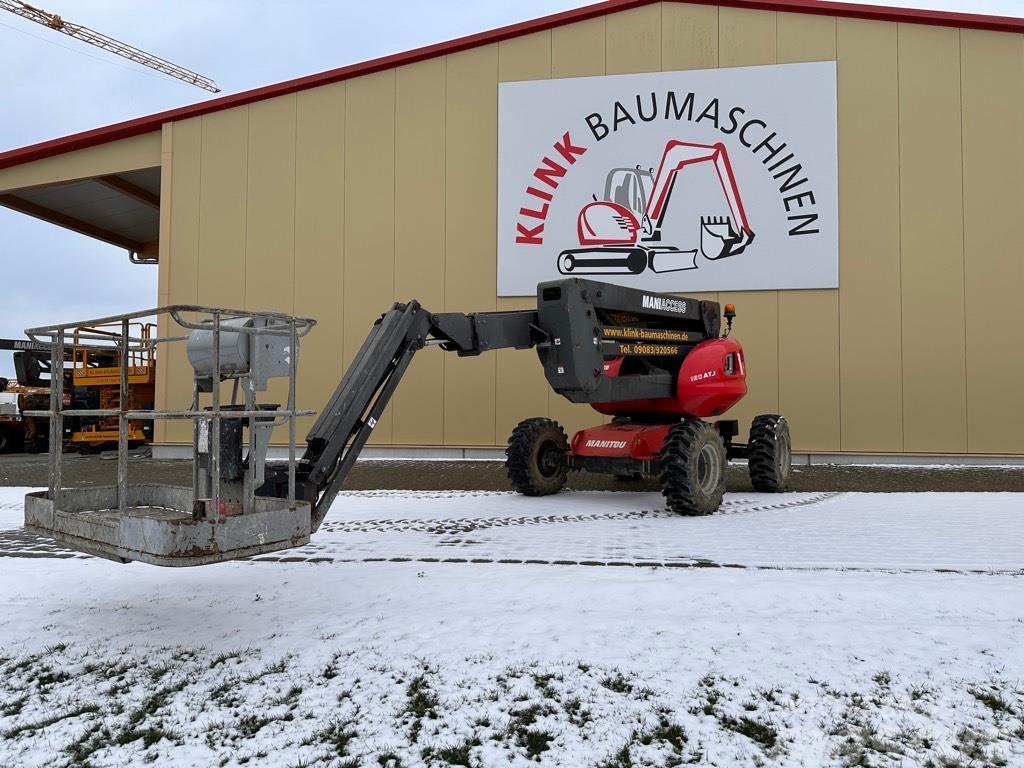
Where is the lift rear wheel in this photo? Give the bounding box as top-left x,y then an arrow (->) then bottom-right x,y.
748,414 -> 792,492
659,419 -> 726,515
506,417 -> 569,496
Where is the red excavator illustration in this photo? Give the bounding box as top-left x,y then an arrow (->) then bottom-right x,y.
558,140 -> 755,276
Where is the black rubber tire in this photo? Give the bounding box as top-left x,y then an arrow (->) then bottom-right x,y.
505,417 -> 569,496
659,419 -> 727,516
0,429 -> 8,454
748,414 -> 792,493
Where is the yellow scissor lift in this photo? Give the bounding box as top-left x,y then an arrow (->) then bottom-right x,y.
68,322 -> 156,453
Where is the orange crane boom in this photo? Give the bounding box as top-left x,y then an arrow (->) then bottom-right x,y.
0,0 -> 219,92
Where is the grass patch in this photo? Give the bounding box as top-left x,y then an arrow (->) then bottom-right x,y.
563,696 -> 591,728
403,672 -> 439,741
318,716 -> 359,757
426,735 -> 481,766
509,702 -> 554,728
2,702 -> 101,739
517,729 -> 554,758
0,694 -> 28,717
210,648 -> 246,668
872,671 -> 891,688
114,725 -> 177,748
641,711 -> 688,751
969,687 -> 1015,716
718,714 -> 777,749
597,742 -> 635,768
237,713 -> 276,738
600,671 -> 634,695
530,671 -> 561,698
323,653 -> 341,680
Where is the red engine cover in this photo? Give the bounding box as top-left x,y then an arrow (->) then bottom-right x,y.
592,337 -> 748,419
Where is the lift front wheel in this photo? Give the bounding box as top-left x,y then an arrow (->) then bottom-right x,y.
659,419 -> 726,515
748,414 -> 792,492
506,418 -> 569,496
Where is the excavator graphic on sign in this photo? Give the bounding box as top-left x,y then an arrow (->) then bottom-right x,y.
558,140 -> 755,276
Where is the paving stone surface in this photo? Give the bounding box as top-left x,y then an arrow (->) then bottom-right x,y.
2,453 -> 1023,492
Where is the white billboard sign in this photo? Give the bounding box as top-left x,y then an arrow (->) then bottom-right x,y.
497,61 -> 837,296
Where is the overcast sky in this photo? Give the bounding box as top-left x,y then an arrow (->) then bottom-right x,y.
0,0 -> 1019,377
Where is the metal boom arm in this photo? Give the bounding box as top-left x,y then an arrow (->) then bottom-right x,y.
264,302 -> 540,528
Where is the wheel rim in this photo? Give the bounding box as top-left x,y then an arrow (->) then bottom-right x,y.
777,427 -> 791,477
536,439 -> 563,479
696,442 -> 721,494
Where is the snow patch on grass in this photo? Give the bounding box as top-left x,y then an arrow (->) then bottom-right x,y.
1,645 -> 1021,767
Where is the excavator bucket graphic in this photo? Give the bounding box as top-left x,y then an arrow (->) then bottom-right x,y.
557,140 -> 755,277
700,216 -> 756,260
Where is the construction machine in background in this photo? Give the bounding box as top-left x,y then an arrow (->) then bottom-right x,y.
0,391 -> 24,453
23,278 -> 791,566
0,330 -> 155,453
1,338 -> 53,452
65,322 -> 155,452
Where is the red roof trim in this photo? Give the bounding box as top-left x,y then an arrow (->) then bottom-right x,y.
2,0 -> 1022,172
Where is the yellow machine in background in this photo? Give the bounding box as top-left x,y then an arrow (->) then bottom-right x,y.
69,322 -> 156,453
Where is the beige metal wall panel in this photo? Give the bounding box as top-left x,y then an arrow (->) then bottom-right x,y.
0,132 -> 160,194
443,46 -> 499,445
551,16 -> 605,77
245,96 -> 297,315
197,108 -> 249,309
162,117 -> 203,443
661,1 -> 718,70
392,61 -> 446,445
154,126 -> 175,444
961,30 -> 1024,453
157,125 -> 174,306
719,6 -> 776,67
836,19 -> 903,452
606,4 -> 662,74
495,32 -> 555,444
295,82 -> 346,439
195,108 -> 251,423
547,16 -> 608,439
344,71 -> 397,445
776,12 -> 840,451
898,24 -> 967,453
717,7 -> 779,441
245,95 -> 299,443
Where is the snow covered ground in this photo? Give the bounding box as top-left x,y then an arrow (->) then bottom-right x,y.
0,487 -> 1021,767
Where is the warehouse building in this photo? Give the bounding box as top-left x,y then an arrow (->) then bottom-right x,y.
0,0 -> 1022,461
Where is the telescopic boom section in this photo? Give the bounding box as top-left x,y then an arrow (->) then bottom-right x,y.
266,302 -> 541,529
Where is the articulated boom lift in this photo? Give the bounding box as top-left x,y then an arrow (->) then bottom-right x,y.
24,278 -> 791,567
